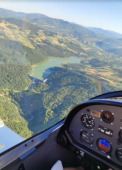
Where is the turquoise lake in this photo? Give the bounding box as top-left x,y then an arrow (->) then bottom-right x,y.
33,57 -> 81,80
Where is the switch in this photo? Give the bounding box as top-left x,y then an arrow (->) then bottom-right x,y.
80,150 -> 85,157
98,126 -> 113,136
105,131 -> 111,135
98,126 -> 104,134
101,129 -> 104,133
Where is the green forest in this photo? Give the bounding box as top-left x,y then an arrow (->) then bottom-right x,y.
0,8 -> 122,139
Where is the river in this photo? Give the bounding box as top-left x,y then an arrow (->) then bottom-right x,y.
33,57 -> 81,80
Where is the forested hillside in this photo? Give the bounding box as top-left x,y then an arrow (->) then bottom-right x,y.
0,8 -> 122,139
0,16 -> 115,91
11,67 -> 116,135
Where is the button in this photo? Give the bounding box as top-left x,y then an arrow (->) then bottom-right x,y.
107,155 -> 110,159
95,163 -> 104,170
97,166 -> 101,169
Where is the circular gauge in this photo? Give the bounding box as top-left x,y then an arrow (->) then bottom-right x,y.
116,148 -> 122,162
119,130 -> 122,140
97,139 -> 111,153
81,114 -> 95,129
101,111 -> 114,123
80,130 -> 94,144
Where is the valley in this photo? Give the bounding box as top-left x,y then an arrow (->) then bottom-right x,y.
0,7 -> 122,142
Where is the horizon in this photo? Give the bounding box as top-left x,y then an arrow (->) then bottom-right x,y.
0,1 -> 122,34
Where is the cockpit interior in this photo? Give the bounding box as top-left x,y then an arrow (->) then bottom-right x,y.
1,91 -> 122,170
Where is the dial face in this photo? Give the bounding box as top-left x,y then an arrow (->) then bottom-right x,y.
119,130 -> 122,139
80,130 -> 94,144
101,111 -> 114,123
81,114 -> 95,129
116,148 -> 122,162
97,139 -> 111,153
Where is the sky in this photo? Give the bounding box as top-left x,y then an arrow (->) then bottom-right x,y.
0,1 -> 122,34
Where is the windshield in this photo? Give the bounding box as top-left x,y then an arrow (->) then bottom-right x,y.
0,1 -> 122,153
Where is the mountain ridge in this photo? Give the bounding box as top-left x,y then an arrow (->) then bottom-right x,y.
87,27 -> 122,39
0,7 -> 50,19
71,21 -> 122,39
0,7 -> 122,40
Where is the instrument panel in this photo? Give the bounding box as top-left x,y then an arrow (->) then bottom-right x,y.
69,104 -> 122,167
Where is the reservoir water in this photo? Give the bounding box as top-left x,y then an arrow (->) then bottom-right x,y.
33,57 -> 81,80
0,125 -> 24,153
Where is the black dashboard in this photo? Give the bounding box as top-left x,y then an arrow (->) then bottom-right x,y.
57,96 -> 122,170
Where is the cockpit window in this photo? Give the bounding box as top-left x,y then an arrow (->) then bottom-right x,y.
0,1 -> 122,153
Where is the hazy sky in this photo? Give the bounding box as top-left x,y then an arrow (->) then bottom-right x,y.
0,1 -> 122,34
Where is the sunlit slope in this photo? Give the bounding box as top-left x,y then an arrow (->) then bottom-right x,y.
0,96 -> 32,138
0,16 -> 121,92
0,17 -> 115,63
0,17 -> 96,53
32,19 -> 122,57
0,9 -> 122,139
0,8 -> 99,42
20,15 -> 122,57
0,7 -> 122,57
